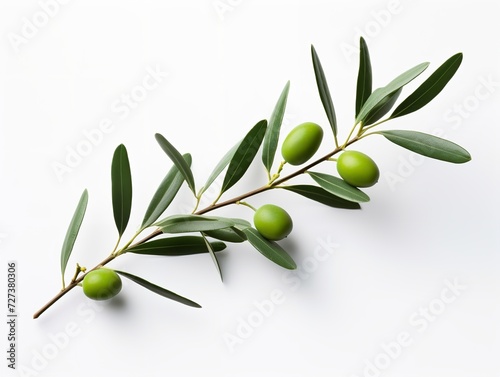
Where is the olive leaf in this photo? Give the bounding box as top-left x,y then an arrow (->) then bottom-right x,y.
311,44 -> 337,139
220,119 -> 267,195
242,228 -> 296,270
126,236 -> 226,256
356,62 -> 429,126
115,270 -> 201,308
204,227 -> 247,243
363,88 -> 402,126
378,130 -> 471,163
201,232 -> 223,281
281,185 -> 361,209
262,81 -> 290,173
355,37 -> 372,116
200,140 -> 240,197
141,154 -> 191,230
155,133 -> 196,195
204,218 -> 249,242
155,215 -> 234,234
391,53 -> 463,119
60,189 -> 89,287
226,217 -> 252,229
307,172 -> 370,203
111,144 -> 132,236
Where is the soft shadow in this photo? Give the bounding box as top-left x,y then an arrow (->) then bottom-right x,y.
279,236 -> 301,259
107,294 -> 127,311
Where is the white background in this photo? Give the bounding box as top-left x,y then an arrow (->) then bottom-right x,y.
1,1 -> 499,376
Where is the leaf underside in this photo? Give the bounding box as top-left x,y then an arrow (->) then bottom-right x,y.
308,172 -> 370,203
155,215 -> 234,234
363,88 -> 402,126
379,130 -> 471,163
356,62 -> 429,125
202,141 -> 240,197
60,189 -> 89,283
242,228 -> 296,270
262,81 -> 290,173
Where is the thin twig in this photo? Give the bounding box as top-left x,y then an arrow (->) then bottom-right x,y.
33,136 -> 359,319
33,254 -> 115,319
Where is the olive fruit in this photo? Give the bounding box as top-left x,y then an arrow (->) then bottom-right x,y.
336,150 -> 380,187
82,268 -> 122,301
281,122 -> 324,165
253,204 -> 293,241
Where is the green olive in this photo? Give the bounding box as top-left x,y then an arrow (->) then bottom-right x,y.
281,122 -> 324,165
253,204 -> 293,241
336,150 -> 380,187
82,268 -> 122,301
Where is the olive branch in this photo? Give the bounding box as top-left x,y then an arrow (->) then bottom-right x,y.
33,38 -> 470,319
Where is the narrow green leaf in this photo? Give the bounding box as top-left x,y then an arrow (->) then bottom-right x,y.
242,228 -> 296,270
201,232 -> 223,281
281,185 -> 361,209
111,144 -> 132,236
209,218 -> 252,241
141,154 -> 192,229
356,62 -> 429,125
155,215 -> 234,234
379,130 -> 471,163
262,81 -> 290,173
205,216 -> 251,229
155,133 -> 195,194
355,37 -> 372,116
126,236 -> 226,256
363,88 -> 402,126
201,141 -> 240,196
228,218 -> 252,229
391,53 -> 463,119
115,270 -> 201,308
220,119 -> 267,194
204,227 -> 247,243
308,172 -> 370,203
311,45 -> 337,138
60,189 -> 89,284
